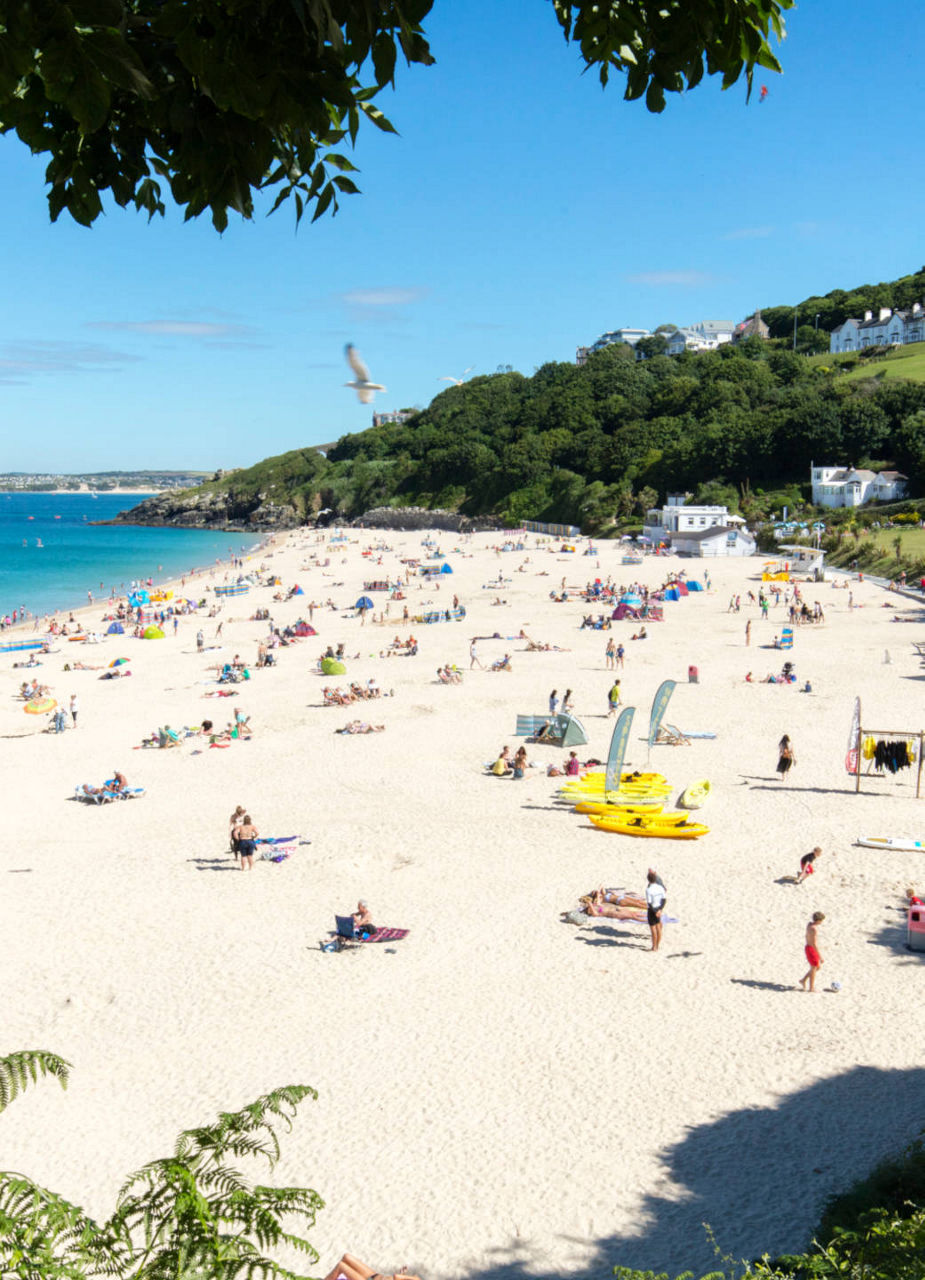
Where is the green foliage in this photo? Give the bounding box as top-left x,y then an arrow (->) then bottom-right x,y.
552,0 -> 792,112
762,268 -> 925,340
0,1051 -> 323,1280
1,1 -> 793,228
0,1050 -> 70,1114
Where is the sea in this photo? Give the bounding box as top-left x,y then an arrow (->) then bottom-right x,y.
0,493 -> 264,622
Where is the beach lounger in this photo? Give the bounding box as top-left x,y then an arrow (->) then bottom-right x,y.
656,723 -> 716,745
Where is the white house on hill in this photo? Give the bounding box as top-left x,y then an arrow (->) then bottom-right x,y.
830,304 -> 925,353
811,465 -> 908,507
576,327 -> 650,364
664,320 -> 736,355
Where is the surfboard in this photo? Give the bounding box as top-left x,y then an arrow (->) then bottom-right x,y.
857,836 -> 925,852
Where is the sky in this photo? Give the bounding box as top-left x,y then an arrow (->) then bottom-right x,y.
1,1 -> 923,473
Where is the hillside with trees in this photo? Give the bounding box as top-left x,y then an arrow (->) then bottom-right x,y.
760,265 -> 925,345
123,334 -> 925,533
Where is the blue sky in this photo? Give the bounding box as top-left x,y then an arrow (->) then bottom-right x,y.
1,1 -> 923,472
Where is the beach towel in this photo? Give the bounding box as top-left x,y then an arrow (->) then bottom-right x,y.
364,927 -> 410,943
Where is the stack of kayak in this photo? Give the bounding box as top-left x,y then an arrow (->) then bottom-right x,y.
561,770 -> 711,839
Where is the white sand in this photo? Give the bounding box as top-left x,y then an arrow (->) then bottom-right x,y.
3,532 -> 925,1278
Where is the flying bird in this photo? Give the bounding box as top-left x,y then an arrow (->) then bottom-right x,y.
344,344 -> 386,403
439,366 -> 474,386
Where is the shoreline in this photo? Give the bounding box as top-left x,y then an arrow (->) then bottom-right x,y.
1,531 -> 277,636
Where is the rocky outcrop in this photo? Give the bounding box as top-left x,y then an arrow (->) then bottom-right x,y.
351,506 -> 504,532
104,488 -> 304,532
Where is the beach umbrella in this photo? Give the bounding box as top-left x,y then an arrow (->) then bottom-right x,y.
142,625 -> 165,639
24,696 -> 56,714
355,596 -> 374,610
109,657 -> 130,667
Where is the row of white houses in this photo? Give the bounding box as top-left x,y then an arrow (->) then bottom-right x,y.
830,304 -> 925,353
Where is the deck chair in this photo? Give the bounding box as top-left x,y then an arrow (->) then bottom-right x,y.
655,724 -> 690,746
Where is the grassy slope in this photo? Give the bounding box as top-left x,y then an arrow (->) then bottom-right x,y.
809,341 -> 925,382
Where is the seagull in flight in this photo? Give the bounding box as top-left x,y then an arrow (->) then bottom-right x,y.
344,344 -> 386,403
439,366 -> 474,386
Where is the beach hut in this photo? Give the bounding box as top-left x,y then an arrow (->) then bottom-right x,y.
142,625 -> 165,639
106,622 -> 124,634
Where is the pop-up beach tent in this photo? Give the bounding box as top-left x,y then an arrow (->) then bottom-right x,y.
106,622 -> 124,634
355,596 -> 374,610
440,562 -> 454,574
321,656 -> 346,675
142,625 -> 165,639
293,621 -> 317,636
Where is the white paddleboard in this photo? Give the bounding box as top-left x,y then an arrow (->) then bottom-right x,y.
857,835 -> 925,852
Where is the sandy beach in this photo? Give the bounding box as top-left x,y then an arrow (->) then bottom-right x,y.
3,530 -> 925,1279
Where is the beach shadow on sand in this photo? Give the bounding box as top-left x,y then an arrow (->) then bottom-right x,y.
730,977 -> 796,993
454,1064 -> 925,1280
865,908 -> 923,964
187,857 -> 240,873
573,925 -> 649,950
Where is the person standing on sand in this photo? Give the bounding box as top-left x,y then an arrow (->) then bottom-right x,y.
196,629 -> 204,652
776,733 -> 796,779
616,643 -> 625,669
799,912 -> 825,990
607,679 -> 621,716
69,693 -> 79,728
234,814 -> 259,871
470,640 -> 483,669
645,869 -> 667,952
605,638 -> 616,669
796,847 -> 822,884
745,619 -> 752,646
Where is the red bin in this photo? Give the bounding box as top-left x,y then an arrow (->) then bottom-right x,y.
688,665 -> 699,684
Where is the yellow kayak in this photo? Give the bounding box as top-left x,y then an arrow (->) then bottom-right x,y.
590,814 -> 709,838
562,770 -> 666,790
678,779 -> 711,809
574,800 -> 666,816
562,778 -> 672,797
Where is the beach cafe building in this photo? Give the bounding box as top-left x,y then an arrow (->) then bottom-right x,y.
643,497 -> 748,548
670,525 -> 757,557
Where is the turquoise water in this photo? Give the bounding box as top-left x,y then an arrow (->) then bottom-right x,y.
0,493 -> 262,622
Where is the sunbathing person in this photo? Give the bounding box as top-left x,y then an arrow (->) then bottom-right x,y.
323,1253 -> 420,1280
337,720 -> 385,734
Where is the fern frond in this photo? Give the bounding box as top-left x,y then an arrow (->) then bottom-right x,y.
0,1050 -> 70,1113
173,1084 -> 318,1170
0,1171 -> 123,1278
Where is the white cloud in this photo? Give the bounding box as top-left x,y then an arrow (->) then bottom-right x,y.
0,340 -> 140,384
340,288 -> 426,307
89,320 -> 252,338
722,226 -> 774,241
626,271 -> 715,287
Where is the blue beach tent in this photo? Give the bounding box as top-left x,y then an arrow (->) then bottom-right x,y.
355,596 -> 374,610
106,622 -> 125,634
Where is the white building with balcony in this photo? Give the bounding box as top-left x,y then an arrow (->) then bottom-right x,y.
810,465 -> 908,507
644,495 -> 748,545
576,327 -> 651,364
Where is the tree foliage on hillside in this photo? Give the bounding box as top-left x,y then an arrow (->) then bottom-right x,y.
761,267 -> 925,339
0,0 -> 791,228
312,339 -> 925,528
